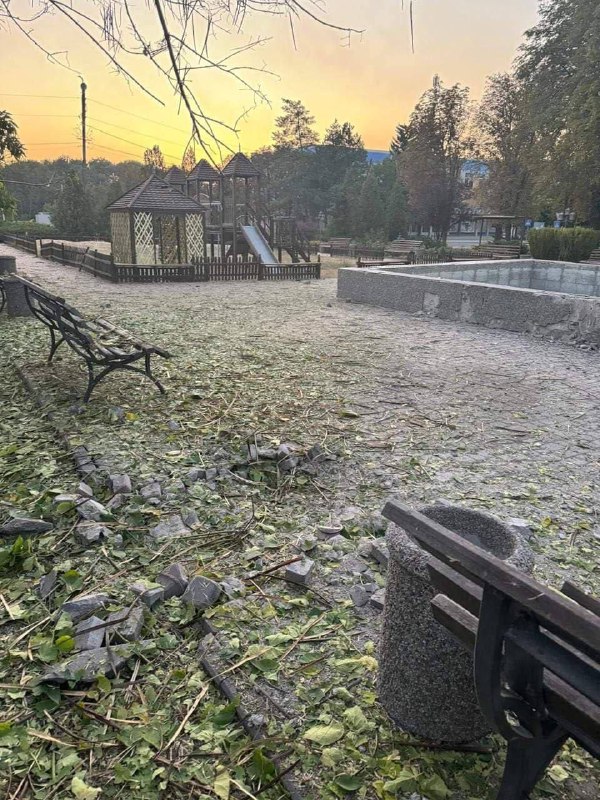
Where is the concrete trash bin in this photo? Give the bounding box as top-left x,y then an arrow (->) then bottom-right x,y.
378,504 -> 534,743
3,276 -> 32,317
0,255 -> 17,275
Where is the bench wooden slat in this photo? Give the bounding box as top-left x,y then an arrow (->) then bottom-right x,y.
431,595 -> 600,751
562,581 -> 600,618
427,560 -> 482,616
383,500 -> 600,660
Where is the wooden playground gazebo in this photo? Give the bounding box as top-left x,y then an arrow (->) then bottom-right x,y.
107,176 -> 205,265
187,159 -> 222,203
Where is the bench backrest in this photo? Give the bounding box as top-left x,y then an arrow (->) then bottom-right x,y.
480,243 -> 521,259
382,500 -> 600,755
386,239 -> 424,253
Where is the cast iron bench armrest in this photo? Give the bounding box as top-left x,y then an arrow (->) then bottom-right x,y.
382,499 -> 600,800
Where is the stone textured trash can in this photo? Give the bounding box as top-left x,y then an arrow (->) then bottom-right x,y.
379,504 -> 534,743
0,255 -> 17,275
3,277 -> 32,317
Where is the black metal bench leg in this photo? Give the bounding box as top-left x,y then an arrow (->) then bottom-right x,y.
48,330 -> 65,363
497,732 -> 568,800
145,353 -> 166,394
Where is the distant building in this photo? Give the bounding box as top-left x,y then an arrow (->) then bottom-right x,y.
35,212 -> 53,226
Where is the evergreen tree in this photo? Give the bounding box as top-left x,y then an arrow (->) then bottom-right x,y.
52,171 -> 96,237
273,99 -> 317,150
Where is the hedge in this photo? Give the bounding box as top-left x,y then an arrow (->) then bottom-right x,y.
528,227 -> 600,262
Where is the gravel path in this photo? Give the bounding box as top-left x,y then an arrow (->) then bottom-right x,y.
3,241 -> 599,595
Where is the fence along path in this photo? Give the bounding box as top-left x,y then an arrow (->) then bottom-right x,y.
2,237 -> 320,283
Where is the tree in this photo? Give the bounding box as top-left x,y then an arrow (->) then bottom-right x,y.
144,145 -> 166,173
181,145 -> 196,173
390,123 -> 409,155
0,181 -> 17,220
273,99 -> 318,150
323,120 -> 364,149
0,111 -> 25,163
399,76 -> 473,241
356,170 -> 385,239
52,171 -> 96,237
517,0 -> 600,225
0,3 -> 360,156
386,179 -> 409,239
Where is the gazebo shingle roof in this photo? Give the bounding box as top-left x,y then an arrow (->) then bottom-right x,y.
164,166 -> 187,184
221,152 -> 260,178
188,159 -> 221,181
107,175 -> 203,212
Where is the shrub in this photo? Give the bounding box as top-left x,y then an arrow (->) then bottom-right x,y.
0,220 -> 57,238
528,227 -> 600,262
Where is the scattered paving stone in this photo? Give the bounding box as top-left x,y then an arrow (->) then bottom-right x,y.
41,642 -> 148,684
370,588 -> 386,611
157,563 -> 189,599
371,540 -> 390,569
107,607 -> 145,642
285,558 -> 315,586
248,714 -> 266,729
181,576 -> 222,609
131,582 -> 164,608
74,615 -> 105,651
77,499 -> 108,522
181,508 -> 200,528
204,467 -> 218,481
349,585 -> 369,607
357,537 -> 373,558
149,514 -> 189,541
78,482 -> 94,498
185,468 -> 203,485
106,494 -> 125,511
75,523 -> 112,546
166,479 -> 186,494
339,506 -> 363,526
109,474 -> 132,495
0,517 -> 53,536
61,593 -> 110,623
340,555 -> 369,574
363,583 -> 378,594
140,482 -> 162,501
509,518 -> 532,540
298,533 -> 318,552
220,576 -> 246,599
38,569 -> 58,600
109,407 -> 126,423
167,420 -> 181,431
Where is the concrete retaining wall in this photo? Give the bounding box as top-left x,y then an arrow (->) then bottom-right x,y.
337,260 -> 600,347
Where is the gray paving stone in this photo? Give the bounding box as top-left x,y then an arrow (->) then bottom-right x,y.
130,582 -> 164,608
0,517 -> 53,536
181,576 -> 222,609
157,563 -> 189,599
41,642 -> 149,684
340,555 -> 369,574
38,569 -> 58,599
78,482 -> 94,498
76,500 -> 108,522
107,607 -> 144,642
285,558 -> 314,586
75,523 -> 112,546
370,589 -> 386,610
109,474 -> 132,495
74,615 -> 105,651
349,585 -> 369,607
140,482 -> 162,501
61,593 -> 110,623
371,540 -> 390,569
149,515 -> 189,541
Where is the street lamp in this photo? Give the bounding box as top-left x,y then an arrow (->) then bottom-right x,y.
556,208 -> 577,228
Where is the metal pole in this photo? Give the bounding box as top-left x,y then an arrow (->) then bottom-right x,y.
80,79 -> 88,168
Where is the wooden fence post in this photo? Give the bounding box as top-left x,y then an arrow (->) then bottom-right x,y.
258,257 -> 264,281
61,242 -> 65,264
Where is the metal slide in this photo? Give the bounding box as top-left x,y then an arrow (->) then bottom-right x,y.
241,225 -> 279,266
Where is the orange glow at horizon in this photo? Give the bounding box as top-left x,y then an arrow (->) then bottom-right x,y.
0,0 -> 539,166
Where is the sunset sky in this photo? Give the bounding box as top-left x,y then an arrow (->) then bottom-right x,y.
0,1 -> 539,165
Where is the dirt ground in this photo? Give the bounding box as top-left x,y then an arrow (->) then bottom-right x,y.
1,242 -> 599,799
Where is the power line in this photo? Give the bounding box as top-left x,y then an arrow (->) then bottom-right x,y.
0,93 -> 77,99
87,116 -> 183,147
89,99 -> 189,134
88,125 -> 181,162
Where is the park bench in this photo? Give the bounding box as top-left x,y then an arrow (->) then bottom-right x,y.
582,249 -> 600,265
480,243 -> 522,260
16,276 -> 171,402
382,500 -> 600,800
320,238 -> 355,256
384,239 -> 424,259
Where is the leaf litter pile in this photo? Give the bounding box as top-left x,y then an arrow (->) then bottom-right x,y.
0,256 -> 599,799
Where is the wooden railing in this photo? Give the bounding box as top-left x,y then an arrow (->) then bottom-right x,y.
2,234 -> 37,254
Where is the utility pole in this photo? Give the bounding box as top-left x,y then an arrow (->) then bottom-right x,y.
80,78 -> 87,168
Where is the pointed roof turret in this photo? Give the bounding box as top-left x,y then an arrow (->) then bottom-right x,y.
188,158 -> 221,182
164,166 -> 188,185
221,152 -> 260,178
